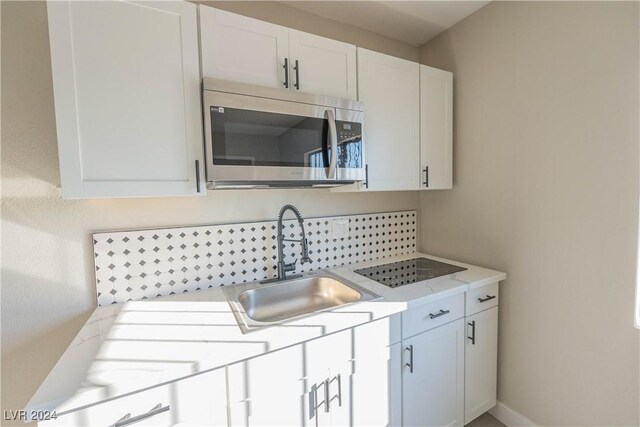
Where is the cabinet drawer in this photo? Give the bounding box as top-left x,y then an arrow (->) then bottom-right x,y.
45,386 -> 172,426
402,293 -> 464,338
45,368 -> 228,427
466,282 -> 499,316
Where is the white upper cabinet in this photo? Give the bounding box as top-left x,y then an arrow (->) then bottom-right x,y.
288,30 -> 357,99
199,5 -> 357,99
420,65 -> 453,189
357,48 -> 420,191
199,6 -> 289,90
47,1 -> 204,198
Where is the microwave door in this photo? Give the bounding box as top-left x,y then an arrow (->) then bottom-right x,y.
203,90 -> 333,183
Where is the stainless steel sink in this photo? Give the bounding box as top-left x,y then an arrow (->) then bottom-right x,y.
223,272 -> 381,333
238,276 -> 362,322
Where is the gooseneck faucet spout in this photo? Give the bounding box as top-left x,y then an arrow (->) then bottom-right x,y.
262,204 -> 310,283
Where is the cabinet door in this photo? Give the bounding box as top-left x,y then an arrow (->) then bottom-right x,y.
41,386 -> 172,426
307,329 -> 352,427
227,344 -> 308,426
199,6 -> 289,90
403,319 -> 465,427
420,65 -> 453,190
357,48 -> 420,191
173,368 -> 229,426
389,342 -> 403,427
47,1 -> 203,198
351,318 -> 401,427
288,30 -> 357,100
465,307 -> 499,424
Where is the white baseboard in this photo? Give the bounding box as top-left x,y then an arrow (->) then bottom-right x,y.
489,401 -> 536,427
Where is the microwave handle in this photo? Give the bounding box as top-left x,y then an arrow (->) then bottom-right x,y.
325,109 -> 337,179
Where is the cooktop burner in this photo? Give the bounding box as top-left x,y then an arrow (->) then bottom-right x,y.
355,257 -> 467,288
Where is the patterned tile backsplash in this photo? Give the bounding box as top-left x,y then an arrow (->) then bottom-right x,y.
93,210 -> 417,306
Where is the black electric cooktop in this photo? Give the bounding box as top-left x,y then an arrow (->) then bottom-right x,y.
354,257 -> 467,288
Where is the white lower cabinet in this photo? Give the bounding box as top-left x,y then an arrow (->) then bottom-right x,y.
43,368 -> 228,426
227,316 -> 400,426
351,317 -> 402,426
402,319 -> 466,427
226,337 -> 348,426
399,287 -> 499,427
43,292 -> 499,427
465,306 -> 499,425
306,329 -> 353,427
174,369 -> 230,426
227,344 -> 308,426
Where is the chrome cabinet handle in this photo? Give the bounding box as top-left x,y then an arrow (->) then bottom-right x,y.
428,309 -> 450,319
293,59 -> 300,89
323,378 -> 331,413
325,109 -> 337,179
478,295 -> 496,303
195,160 -> 201,193
335,374 -> 343,407
283,58 -> 289,88
112,404 -> 170,427
311,383 -> 323,418
423,166 -> 429,187
468,320 -> 476,345
405,345 -> 414,373
364,164 -> 369,189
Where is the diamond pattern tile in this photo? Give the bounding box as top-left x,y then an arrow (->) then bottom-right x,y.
94,210 -> 417,305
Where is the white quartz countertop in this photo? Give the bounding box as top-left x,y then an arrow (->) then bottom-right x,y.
26,252 -> 506,416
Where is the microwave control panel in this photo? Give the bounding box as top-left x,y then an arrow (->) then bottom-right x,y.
337,121 -> 362,143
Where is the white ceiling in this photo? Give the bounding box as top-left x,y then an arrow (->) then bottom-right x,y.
279,1 -> 490,46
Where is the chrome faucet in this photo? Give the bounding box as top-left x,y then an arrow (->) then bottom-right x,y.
262,204 -> 311,283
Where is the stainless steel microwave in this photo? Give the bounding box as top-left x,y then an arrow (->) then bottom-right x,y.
202,78 -> 365,189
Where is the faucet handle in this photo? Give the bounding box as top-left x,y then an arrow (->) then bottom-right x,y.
284,259 -> 297,272
301,238 -> 310,264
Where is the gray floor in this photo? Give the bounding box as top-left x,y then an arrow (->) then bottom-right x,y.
466,413 -> 506,427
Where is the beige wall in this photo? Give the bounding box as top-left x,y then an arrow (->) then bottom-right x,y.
0,2 -> 419,422
420,2 -> 639,425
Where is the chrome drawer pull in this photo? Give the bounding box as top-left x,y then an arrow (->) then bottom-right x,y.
405,345 -> 414,373
311,382 -> 327,417
283,57 -> 289,88
195,160 -> 201,193
428,309 -> 450,319
478,295 -> 496,303
293,59 -> 300,90
323,379 -> 331,413
113,404 -> 169,427
468,320 -> 476,345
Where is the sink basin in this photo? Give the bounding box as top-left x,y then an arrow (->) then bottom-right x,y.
238,276 -> 362,323
223,272 -> 382,332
